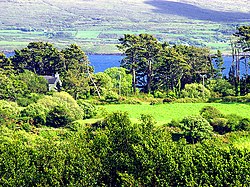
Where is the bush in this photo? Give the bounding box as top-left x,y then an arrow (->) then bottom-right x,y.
200,106 -> 223,121
77,100 -> 97,119
173,98 -> 205,103
154,91 -> 166,98
0,100 -> 20,124
207,79 -> 235,97
163,97 -> 176,103
238,118 -> 250,131
210,117 -> 230,134
180,115 -> 213,143
21,103 -> 47,126
105,90 -> 119,102
181,83 -> 211,99
52,92 -> 84,120
226,114 -> 243,132
46,104 -> 74,128
17,93 -> 44,107
150,99 -> 162,105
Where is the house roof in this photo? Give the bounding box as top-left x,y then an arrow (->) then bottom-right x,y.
43,76 -> 58,84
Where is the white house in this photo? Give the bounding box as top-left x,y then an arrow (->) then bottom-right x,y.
43,72 -> 62,91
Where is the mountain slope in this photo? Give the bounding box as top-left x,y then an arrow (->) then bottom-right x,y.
1,0 -> 250,53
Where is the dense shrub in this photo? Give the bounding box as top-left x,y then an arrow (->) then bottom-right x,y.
200,106 -> 224,121
180,115 -> 213,143
46,104 -> 75,128
0,113 -> 249,186
226,114 -> 243,131
181,83 -> 211,99
104,90 -> 119,103
17,93 -> 44,107
77,99 -> 97,119
0,100 -> 20,124
207,79 -> 235,97
52,92 -> 84,120
238,118 -> 250,131
153,90 -> 166,98
150,99 -> 163,105
210,117 -> 230,134
173,97 -> 205,103
21,103 -> 47,126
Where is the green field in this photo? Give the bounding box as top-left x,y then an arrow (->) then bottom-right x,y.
99,103 -> 250,125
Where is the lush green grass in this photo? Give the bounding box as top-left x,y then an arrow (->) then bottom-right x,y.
99,103 -> 250,125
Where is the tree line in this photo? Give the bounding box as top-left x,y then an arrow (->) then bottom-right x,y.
0,26 -> 250,102
118,26 -> 250,96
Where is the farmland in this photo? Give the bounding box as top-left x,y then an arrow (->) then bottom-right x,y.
0,0 -> 250,53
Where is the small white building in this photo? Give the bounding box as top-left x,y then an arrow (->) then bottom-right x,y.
43,72 -> 62,91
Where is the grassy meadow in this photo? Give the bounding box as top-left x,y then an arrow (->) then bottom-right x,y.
98,103 -> 250,125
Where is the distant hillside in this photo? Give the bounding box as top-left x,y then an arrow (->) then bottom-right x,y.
0,0 -> 250,53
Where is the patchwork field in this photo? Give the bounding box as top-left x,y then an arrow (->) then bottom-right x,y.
1,0 -> 249,53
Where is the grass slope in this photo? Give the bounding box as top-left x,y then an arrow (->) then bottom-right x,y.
0,0 -> 250,53
100,103 -> 250,125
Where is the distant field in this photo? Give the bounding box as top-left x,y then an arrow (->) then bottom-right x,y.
99,103 -> 250,125
0,0 -> 249,53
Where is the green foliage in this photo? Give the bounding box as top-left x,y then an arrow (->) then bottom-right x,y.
0,52 -> 13,70
77,99 -> 97,119
92,72 -> 112,96
179,115 -> 213,143
238,118 -> 250,131
105,90 -> 119,103
0,100 -> 20,124
52,92 -> 84,120
0,69 -> 28,101
21,103 -> 47,126
200,106 -> 224,120
207,79 -> 235,97
181,83 -> 211,99
104,67 -> 133,96
153,90 -> 166,98
213,50 -> 225,79
0,112 -> 249,186
17,70 -> 48,94
17,93 -> 44,107
46,104 -> 74,127
61,44 -> 91,100
12,42 -> 63,75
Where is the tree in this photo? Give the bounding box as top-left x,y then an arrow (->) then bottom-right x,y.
0,53 -> 13,70
12,42 -> 63,75
118,34 -> 141,94
61,44 -> 92,99
104,67 -> 133,96
137,34 -> 161,93
207,79 -> 235,97
213,50 -> 225,79
91,72 -> 112,96
0,69 -> 28,101
17,70 -> 48,94
231,26 -> 250,95
153,44 -> 189,95
180,83 -> 211,99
